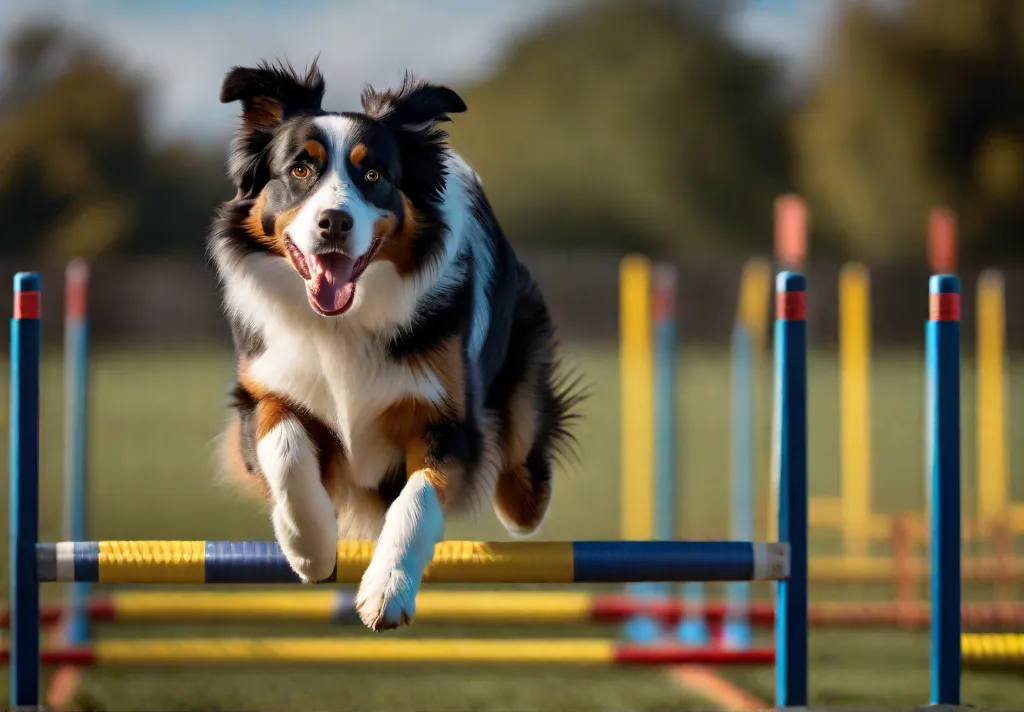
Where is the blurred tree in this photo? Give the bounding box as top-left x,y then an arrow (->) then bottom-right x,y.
448,0 -> 791,257
793,0 -> 1024,263
0,22 -> 229,260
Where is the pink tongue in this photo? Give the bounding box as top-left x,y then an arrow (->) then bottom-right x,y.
306,253 -> 356,313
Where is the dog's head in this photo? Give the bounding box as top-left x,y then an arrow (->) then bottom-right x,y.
219,61 -> 466,316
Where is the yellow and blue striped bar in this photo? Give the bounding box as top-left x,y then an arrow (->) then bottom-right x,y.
38,541 -> 789,584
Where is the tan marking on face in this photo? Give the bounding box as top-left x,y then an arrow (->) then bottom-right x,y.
243,190 -> 287,256
349,143 -> 368,165
305,140 -> 327,164
376,193 -> 424,275
270,204 -> 307,273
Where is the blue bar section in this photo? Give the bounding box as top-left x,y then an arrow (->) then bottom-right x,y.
928,274 -> 961,705
64,315 -> 91,645
73,541 -> 100,583
725,324 -> 753,649
774,271 -> 808,707
10,272 -> 41,708
574,541 -> 757,582
204,541 -> 333,583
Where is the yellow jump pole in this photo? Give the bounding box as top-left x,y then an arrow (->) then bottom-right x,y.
620,254 -> 655,542
838,262 -> 872,559
977,268 -> 1008,536
619,254 -> 659,642
737,258 -> 773,540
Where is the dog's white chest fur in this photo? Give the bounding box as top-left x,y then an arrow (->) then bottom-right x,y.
247,320 -> 445,488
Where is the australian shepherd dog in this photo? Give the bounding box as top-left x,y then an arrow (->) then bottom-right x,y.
207,60 -> 585,631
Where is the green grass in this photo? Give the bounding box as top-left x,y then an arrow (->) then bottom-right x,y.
0,343 -> 1022,710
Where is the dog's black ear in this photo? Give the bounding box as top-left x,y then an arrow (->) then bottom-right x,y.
361,72 -> 466,132
220,60 -> 324,198
221,60 -> 325,132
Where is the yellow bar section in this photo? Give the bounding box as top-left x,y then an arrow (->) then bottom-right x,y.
109,590 -> 594,623
93,541 -> 575,584
421,541 -> 575,583
110,590 -> 594,623
977,269 -> 1008,532
962,634 -> 1024,660
111,591 -> 337,621
98,541 -> 205,584
95,638 -> 617,665
619,255 -> 654,540
414,591 -> 592,623
839,263 -> 872,558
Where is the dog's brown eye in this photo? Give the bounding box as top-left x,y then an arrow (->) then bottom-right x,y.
291,165 -> 310,179
365,169 -> 380,183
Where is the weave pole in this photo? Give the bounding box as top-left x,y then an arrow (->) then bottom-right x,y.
774,271 -> 808,707
839,262 -> 871,558
724,323 -> 753,649
928,274 -> 961,705
10,272 -> 41,709
62,260 -> 91,647
976,268 -> 1007,532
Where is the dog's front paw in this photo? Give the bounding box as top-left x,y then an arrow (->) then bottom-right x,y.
354,557 -> 419,631
285,551 -> 336,583
272,504 -> 337,583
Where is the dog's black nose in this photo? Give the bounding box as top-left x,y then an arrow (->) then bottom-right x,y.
317,209 -> 354,244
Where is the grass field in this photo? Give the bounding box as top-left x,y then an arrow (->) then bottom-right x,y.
0,343 -> 1023,710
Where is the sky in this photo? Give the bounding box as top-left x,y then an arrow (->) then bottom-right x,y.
0,0 -> 841,142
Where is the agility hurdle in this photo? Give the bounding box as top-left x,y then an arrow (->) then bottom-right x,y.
6,270 -> 803,708
6,270 -> 964,708
45,257 -> 773,659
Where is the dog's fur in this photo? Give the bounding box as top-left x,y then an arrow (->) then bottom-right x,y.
207,60 -> 584,631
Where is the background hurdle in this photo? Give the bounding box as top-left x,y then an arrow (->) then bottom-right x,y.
6,270 -> 808,709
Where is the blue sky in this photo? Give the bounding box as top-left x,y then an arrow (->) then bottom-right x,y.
0,0 -> 841,141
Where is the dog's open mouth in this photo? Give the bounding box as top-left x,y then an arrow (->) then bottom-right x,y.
285,237 -> 382,316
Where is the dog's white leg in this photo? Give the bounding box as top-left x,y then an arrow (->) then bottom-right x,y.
354,470 -> 445,630
258,418 -> 338,582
